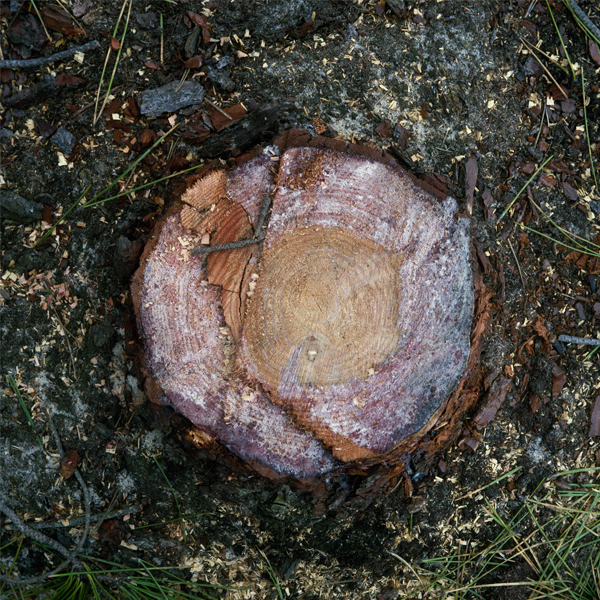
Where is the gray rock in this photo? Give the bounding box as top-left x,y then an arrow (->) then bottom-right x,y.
0,191 -> 43,223
50,126 -> 76,155
137,80 -> 206,118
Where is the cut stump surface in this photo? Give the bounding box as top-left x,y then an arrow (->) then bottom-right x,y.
133,146 -> 474,478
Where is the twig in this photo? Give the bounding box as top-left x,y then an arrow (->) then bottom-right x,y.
519,38 -> 568,97
565,0 -> 600,42
192,188 -> 273,255
205,99 -> 234,120
0,409 -> 94,586
520,36 -> 568,75
47,410 -> 91,559
507,238 -> 525,288
191,237 -> 264,255
255,192 -> 273,234
558,335 -> 600,347
0,40 -> 100,69
0,496 -> 81,585
51,305 -> 77,378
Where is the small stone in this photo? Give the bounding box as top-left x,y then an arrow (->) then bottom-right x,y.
0,191 -> 43,223
50,126 -> 76,154
137,80 -> 206,118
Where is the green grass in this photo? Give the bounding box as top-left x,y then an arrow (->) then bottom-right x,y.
498,154 -> 554,223
7,375 -> 44,452
258,549 -> 284,599
152,456 -> 187,543
396,467 -> 600,599
33,123 -> 186,248
93,0 -> 133,126
546,0 -> 576,79
1,551 -> 240,600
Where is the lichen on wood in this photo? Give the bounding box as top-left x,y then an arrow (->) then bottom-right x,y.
132,142 -> 475,479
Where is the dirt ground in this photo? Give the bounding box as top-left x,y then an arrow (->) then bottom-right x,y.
1,0 -> 600,598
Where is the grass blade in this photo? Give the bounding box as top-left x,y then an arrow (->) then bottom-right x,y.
152,456 -> 187,543
33,123 -> 179,248
498,154 -> 554,222
8,375 -> 44,452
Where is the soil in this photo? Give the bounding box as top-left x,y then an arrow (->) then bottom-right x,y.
1,0 -> 599,598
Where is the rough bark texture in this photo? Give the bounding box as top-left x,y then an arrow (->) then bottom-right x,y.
132,142 -> 474,479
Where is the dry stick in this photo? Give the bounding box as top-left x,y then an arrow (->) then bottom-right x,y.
191,236 -> 264,255
507,238 -> 525,288
205,99 -> 234,120
0,496 -> 82,586
558,335 -> 600,346
0,40 -> 100,69
51,305 -> 77,378
520,36 -> 568,75
0,408 -> 93,586
565,0 -> 600,41
255,192 -> 273,234
519,39 -> 568,98
192,191 -> 273,255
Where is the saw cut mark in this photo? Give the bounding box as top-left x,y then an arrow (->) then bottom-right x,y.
242,226 -> 401,390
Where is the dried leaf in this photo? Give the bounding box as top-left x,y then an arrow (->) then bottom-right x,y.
41,6 -> 83,37
54,74 -> 84,86
590,40 -> 600,66
465,156 -> 478,215
184,55 -> 203,69
473,376 -> 511,428
60,449 -> 79,479
482,187 -> 494,221
375,118 -> 392,138
562,181 -> 578,201
532,315 -> 551,351
98,519 -> 127,548
209,103 -> 247,132
539,173 -> 557,188
186,11 -> 212,44
551,362 -> 566,400
529,395 -> 542,413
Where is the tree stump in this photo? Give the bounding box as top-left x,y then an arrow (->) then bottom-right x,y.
132,143 -> 475,480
